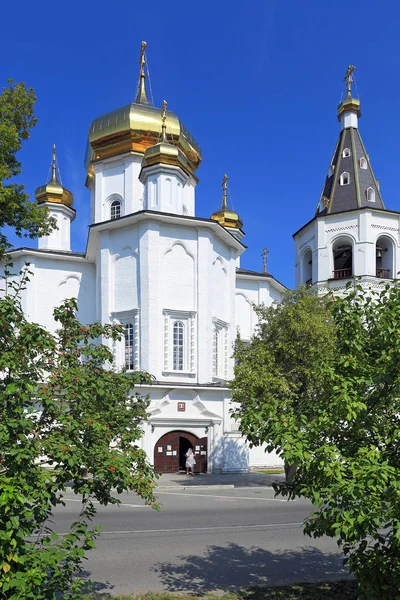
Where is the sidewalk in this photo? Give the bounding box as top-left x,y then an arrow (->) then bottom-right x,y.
155,471 -> 285,490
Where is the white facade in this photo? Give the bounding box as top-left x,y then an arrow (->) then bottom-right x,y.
294,208 -> 400,294
4,133 -> 285,473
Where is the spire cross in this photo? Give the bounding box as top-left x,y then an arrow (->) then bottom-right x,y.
222,174 -> 228,209
161,100 -> 167,142
344,65 -> 356,97
51,144 -> 57,183
261,247 -> 269,274
139,41 -> 147,79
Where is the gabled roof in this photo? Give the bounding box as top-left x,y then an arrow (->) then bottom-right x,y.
317,126 -> 384,215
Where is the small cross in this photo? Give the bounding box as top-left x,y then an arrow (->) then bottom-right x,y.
344,65 -> 356,97
261,247 -> 269,274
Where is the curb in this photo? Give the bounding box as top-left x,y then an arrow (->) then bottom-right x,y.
156,484 -> 235,491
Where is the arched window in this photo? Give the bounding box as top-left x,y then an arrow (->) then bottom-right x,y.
173,321 -> 184,371
366,187 -> 376,203
333,240 -> 353,279
342,148 -> 351,158
376,236 -> 393,279
111,200 -> 122,220
125,324 -> 134,370
340,172 -> 350,186
359,157 -> 367,169
302,249 -> 313,285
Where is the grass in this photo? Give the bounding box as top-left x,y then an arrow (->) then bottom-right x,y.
254,469 -> 284,475
91,580 -> 360,599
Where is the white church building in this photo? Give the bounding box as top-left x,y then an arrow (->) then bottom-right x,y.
5,52 -> 397,473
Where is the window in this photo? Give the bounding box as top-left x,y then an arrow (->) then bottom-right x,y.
333,241 -> 353,279
173,321 -> 184,371
163,309 -> 196,375
340,172 -> 350,186
111,200 -> 121,220
125,323 -> 134,370
359,157 -> 367,169
366,187 -> 376,203
342,148 -> 351,158
376,236 -> 393,279
213,318 -> 228,379
111,310 -> 139,371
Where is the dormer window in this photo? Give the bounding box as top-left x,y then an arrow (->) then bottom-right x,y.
342,148 -> 351,158
366,187 -> 376,203
340,172 -> 350,186
359,157 -> 367,169
111,199 -> 122,220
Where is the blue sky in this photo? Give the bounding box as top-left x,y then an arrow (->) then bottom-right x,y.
1,0 -> 399,288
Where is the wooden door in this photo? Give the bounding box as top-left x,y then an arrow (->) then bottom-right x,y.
154,431 -> 202,473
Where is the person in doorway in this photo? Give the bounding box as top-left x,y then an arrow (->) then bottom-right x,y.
185,448 -> 196,475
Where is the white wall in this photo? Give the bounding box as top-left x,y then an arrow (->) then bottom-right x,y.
294,209 -> 400,292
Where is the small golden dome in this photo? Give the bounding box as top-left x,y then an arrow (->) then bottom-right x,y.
35,145 -> 74,207
85,42 -> 201,182
337,96 -> 361,121
141,100 -> 192,176
211,174 -> 243,229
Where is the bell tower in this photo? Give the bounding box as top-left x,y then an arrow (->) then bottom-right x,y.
294,66 -> 400,292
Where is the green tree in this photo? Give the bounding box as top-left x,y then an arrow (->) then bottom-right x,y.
231,286 -> 336,480
0,79 -> 54,258
231,283 -> 400,599
0,273 -> 159,599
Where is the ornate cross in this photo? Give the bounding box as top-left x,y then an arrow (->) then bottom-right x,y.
261,247 -> 269,274
139,41 -> 147,77
161,100 -> 167,141
344,65 -> 356,97
222,174 -> 228,208
51,144 -> 57,183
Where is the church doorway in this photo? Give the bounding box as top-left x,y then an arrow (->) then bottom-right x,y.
153,430 -> 208,473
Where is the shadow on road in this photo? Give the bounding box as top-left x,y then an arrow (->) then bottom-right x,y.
153,543 -> 350,593
78,570 -> 114,597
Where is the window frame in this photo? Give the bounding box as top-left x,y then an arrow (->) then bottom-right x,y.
340,172 -> 350,186
342,148 -> 351,158
162,309 -> 196,376
366,187 -> 376,203
111,199 -> 122,220
359,156 -> 367,169
213,317 -> 228,380
111,310 -> 140,371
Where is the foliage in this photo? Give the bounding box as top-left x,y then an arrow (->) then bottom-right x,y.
231,286 -> 336,478
231,283 -> 400,599
0,271 -> 159,599
0,79 -> 55,258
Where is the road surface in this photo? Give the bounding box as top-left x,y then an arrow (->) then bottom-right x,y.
50,486 -> 350,596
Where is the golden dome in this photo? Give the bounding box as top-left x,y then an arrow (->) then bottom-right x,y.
85,42 -> 201,182
141,100 -> 192,176
337,96 -> 361,121
35,145 -> 74,207
211,174 -> 243,229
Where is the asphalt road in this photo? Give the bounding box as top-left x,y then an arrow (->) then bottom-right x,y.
50,487 -> 350,596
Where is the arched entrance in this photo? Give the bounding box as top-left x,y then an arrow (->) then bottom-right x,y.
153,430 -> 208,473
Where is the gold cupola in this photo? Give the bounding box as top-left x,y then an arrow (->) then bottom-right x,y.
141,100 -> 191,175
337,64 -> 361,121
35,145 -> 74,207
211,174 -> 243,229
85,41 -> 202,184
